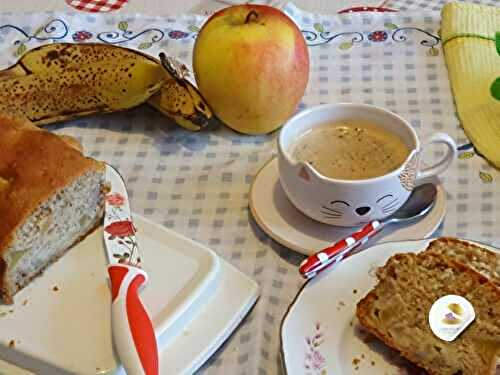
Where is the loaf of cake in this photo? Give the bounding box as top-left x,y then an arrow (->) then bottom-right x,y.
0,115 -> 106,303
356,251 -> 500,375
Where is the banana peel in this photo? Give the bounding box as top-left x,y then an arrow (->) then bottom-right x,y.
0,43 -> 212,130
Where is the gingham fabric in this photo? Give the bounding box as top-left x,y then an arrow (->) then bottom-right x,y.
383,0 -> 498,11
0,1 -> 498,374
65,0 -> 128,12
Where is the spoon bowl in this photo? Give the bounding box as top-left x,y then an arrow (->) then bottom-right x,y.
389,183 -> 437,222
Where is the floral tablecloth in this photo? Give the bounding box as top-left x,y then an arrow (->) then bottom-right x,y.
0,1 -> 498,374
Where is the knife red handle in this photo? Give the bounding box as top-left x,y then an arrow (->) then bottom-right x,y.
108,264 -> 159,375
299,220 -> 384,279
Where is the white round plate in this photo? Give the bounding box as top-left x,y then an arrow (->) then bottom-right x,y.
249,158 -> 446,256
280,239 -> 500,375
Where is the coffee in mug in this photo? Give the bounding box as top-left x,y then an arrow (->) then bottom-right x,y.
290,119 -> 410,180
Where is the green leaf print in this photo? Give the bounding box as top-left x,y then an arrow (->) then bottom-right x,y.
384,22 -> 398,30
188,25 -> 200,33
16,43 -> 26,56
479,171 -> 493,183
428,47 -> 439,56
138,42 -> 152,50
313,22 -> 324,33
33,26 -> 44,36
339,42 -> 353,50
118,21 -> 128,31
458,151 -> 474,160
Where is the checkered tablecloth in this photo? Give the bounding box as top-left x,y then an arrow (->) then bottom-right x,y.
383,0 -> 497,11
0,1 -> 498,374
65,0 -> 128,12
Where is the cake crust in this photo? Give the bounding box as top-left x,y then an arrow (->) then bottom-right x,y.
0,115 -> 104,254
0,114 -> 105,302
425,237 -> 500,287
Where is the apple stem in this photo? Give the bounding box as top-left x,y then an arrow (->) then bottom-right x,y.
245,10 -> 259,24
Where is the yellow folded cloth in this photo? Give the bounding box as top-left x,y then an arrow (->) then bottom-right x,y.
441,2 -> 500,168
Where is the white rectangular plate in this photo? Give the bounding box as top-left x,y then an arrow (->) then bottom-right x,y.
0,215 -> 258,374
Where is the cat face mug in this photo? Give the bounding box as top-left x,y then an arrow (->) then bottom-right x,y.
278,103 -> 457,227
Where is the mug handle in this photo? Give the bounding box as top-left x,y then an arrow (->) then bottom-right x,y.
416,132 -> 457,182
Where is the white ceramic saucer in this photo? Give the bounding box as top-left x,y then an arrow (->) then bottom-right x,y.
249,158 -> 446,256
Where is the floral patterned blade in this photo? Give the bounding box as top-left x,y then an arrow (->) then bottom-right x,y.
104,164 -> 141,267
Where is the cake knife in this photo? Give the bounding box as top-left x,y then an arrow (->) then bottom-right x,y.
104,164 -> 158,375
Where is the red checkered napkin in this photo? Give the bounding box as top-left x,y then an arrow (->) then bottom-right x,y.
65,0 -> 128,12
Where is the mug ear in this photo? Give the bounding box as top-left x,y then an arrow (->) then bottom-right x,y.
399,152 -> 419,191
298,166 -> 311,182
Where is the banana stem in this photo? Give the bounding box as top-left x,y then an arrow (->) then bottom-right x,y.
245,10 -> 259,24
159,52 -> 184,81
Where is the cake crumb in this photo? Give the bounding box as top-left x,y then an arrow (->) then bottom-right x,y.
352,358 -> 360,365
371,361 -> 376,366
8,340 -> 15,348
361,354 -> 365,359
349,321 -> 353,326
355,366 -> 359,370
339,301 -> 345,306
8,310 -> 14,314
353,289 -> 358,294
22,299 -> 28,306
52,286 -> 59,292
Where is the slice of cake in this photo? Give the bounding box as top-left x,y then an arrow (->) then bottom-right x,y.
356,252 -> 500,375
0,115 -> 105,303
424,237 -> 500,287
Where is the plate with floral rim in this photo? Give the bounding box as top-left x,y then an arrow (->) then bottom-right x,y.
280,238 -> 500,375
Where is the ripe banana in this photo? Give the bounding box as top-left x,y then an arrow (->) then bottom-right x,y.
0,43 -> 212,130
147,53 -> 212,131
0,43 -> 164,125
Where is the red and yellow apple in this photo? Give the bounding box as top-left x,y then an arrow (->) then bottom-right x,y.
193,5 -> 309,135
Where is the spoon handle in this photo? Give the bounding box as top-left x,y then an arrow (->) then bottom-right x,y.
299,220 -> 386,279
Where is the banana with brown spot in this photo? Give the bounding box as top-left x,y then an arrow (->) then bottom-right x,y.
0,43 -> 212,131
148,53 -> 212,131
0,43 -> 164,125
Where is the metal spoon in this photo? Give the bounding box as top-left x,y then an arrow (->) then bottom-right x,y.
299,183 -> 437,279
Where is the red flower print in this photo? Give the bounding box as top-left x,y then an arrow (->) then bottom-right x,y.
168,30 -> 189,39
106,193 -> 126,206
72,30 -> 93,42
368,30 -> 388,42
105,220 -> 135,237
